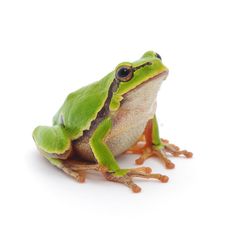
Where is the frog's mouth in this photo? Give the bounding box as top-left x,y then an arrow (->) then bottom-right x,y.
147,70 -> 169,83
121,70 -> 168,107
127,70 -> 169,94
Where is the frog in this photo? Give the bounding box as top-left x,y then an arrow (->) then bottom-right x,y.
33,51 -> 192,193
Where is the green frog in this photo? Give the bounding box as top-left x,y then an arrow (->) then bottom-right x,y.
33,51 -> 192,193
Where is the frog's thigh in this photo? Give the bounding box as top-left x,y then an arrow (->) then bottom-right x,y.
33,125 -> 72,160
89,117 -> 120,172
33,125 -> 90,181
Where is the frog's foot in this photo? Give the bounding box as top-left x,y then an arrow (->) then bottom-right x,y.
58,159 -> 100,183
134,146 -> 176,169
161,139 -> 193,158
101,167 -> 169,193
128,139 -> 192,169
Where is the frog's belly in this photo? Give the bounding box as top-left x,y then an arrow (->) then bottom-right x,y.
106,103 -> 156,156
106,118 -> 150,156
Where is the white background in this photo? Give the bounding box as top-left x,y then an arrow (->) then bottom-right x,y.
0,0 -> 235,235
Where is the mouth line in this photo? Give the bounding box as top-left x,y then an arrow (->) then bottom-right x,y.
150,70 -> 169,81
137,70 -> 169,87
123,70 -> 169,97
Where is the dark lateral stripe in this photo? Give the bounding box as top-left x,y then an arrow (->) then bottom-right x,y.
77,78 -> 120,139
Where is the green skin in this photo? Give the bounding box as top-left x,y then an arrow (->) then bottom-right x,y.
33,51 -> 168,176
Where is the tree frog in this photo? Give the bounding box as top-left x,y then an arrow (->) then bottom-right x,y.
33,51 -> 192,193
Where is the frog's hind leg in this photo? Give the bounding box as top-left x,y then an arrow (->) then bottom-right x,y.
47,158 -> 99,183
125,120 -> 175,168
33,125 -> 89,182
126,117 -> 193,169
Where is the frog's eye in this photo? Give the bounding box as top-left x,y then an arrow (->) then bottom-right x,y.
116,66 -> 133,82
155,53 -> 162,60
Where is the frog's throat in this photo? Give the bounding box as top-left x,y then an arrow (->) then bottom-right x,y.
110,70 -> 168,111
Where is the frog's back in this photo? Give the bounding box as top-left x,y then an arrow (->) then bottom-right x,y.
53,72 -> 114,140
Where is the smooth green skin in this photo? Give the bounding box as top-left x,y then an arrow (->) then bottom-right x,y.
33,51 -> 168,175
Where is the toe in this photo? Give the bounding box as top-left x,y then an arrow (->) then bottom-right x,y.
132,185 -> 142,193
129,167 -> 152,175
135,157 -> 145,165
159,175 -> 169,183
184,151 -> 193,158
77,174 -> 86,183
166,161 -> 175,169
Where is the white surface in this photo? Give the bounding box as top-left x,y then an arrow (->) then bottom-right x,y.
0,1 -> 235,235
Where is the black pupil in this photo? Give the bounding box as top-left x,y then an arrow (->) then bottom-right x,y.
155,53 -> 162,60
118,67 -> 130,78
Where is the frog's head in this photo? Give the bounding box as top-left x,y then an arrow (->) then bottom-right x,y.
110,51 -> 169,111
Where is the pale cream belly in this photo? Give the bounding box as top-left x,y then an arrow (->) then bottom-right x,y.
106,118 -> 150,156
105,104 -> 156,156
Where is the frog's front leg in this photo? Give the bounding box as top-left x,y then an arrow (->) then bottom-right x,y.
90,117 -> 168,193
126,116 -> 193,169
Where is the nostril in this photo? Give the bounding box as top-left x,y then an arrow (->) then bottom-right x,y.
155,53 -> 162,60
